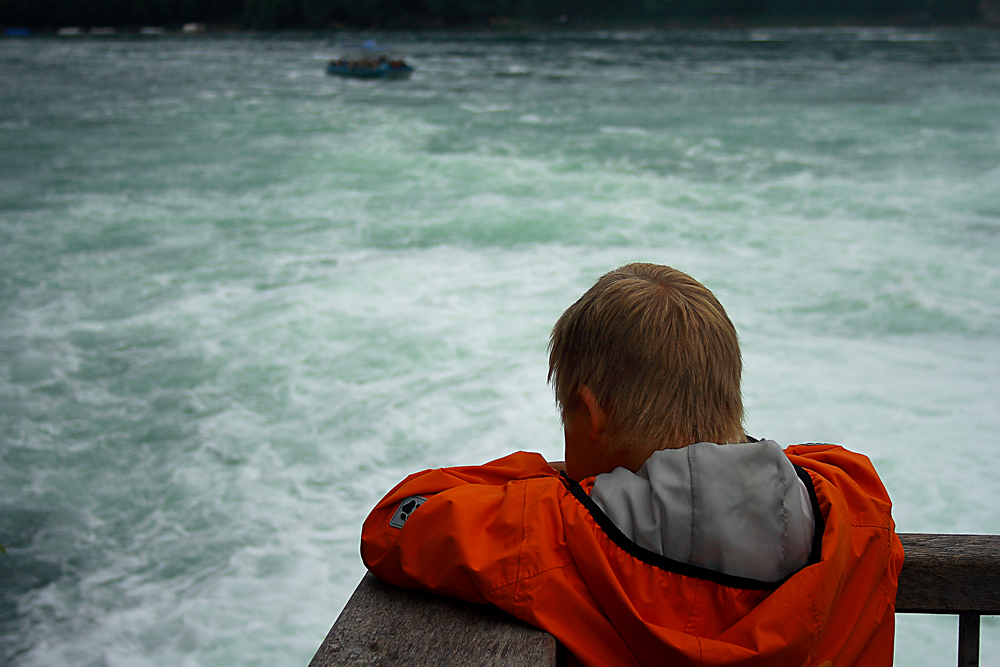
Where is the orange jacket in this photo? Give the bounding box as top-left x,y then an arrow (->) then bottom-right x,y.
361,444 -> 903,667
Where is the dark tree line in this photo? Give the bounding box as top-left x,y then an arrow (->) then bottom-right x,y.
0,0 -> 984,29
1,0 -> 241,28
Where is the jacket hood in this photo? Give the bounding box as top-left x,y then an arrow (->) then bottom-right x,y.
588,439 -> 815,582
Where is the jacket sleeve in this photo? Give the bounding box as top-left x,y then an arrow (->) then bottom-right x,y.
360,451 -> 563,606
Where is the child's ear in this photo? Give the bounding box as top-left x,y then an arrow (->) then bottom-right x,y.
578,385 -> 607,442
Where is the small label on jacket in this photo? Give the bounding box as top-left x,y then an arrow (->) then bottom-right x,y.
389,496 -> 427,529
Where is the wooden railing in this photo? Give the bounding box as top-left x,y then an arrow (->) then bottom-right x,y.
310,533 -> 1000,667
894,534 -> 1000,667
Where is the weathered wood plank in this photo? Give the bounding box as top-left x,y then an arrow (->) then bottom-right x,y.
309,573 -> 557,667
312,534 -> 1000,666
897,534 -> 1000,614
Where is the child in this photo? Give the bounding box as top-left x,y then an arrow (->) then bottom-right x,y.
361,263 -> 903,667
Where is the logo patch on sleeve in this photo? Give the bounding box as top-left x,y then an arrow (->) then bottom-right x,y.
389,495 -> 427,529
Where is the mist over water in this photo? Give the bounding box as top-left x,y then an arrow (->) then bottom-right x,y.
1,29 -> 999,666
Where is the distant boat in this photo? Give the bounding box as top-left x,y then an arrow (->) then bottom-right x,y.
326,41 -> 413,81
326,56 -> 413,80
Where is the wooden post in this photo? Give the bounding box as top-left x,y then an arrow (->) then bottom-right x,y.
958,613 -> 980,667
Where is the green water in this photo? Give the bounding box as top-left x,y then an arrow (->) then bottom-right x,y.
1,29 -> 999,666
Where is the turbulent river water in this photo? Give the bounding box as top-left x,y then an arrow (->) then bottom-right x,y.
1,27 -> 999,666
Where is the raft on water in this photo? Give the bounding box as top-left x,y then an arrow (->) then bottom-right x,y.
326,56 -> 413,80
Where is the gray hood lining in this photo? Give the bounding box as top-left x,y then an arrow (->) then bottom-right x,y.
587,440 -> 816,583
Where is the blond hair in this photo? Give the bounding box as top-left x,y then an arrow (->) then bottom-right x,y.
548,263 -> 744,456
